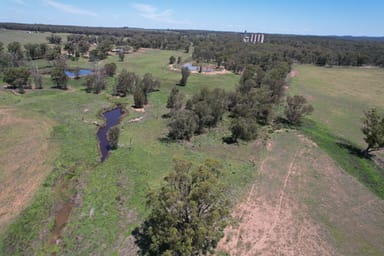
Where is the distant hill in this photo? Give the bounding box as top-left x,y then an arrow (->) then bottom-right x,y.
338,35 -> 384,42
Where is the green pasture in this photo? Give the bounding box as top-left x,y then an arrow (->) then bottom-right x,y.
2,43 -> 384,254
288,64 -> 384,199
0,49 -> 259,255
289,64 -> 384,147
0,29 -> 68,47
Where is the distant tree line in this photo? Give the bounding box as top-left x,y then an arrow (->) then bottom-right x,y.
0,23 -> 192,51
192,33 -> 384,69
3,22 -> 384,66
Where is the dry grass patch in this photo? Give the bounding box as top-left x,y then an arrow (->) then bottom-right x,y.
217,131 -> 384,256
0,107 -> 57,233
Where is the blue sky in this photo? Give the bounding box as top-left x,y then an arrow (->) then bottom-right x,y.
1,0 -> 383,36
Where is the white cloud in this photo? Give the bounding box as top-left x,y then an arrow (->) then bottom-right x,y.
132,3 -> 178,24
44,0 -> 97,17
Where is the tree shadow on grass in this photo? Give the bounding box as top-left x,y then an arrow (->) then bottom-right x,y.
161,113 -> 171,119
158,136 -> 174,144
222,136 -> 237,145
131,226 -> 150,256
336,142 -> 368,159
132,222 -> 169,256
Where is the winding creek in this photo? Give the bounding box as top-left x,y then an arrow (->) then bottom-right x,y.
49,107 -> 124,245
97,107 -> 124,162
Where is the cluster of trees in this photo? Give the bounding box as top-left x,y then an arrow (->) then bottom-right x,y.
84,69 -> 106,94
167,87 -> 227,140
134,159 -> 229,255
192,33 -> 384,70
89,40 -> 113,61
114,70 -> 160,108
3,65 -> 44,92
46,33 -> 62,44
3,67 -> 31,93
167,63 -> 313,142
167,58 -> 313,141
64,36 -> 90,58
24,43 -> 48,60
83,63 -> 116,93
0,40 -> 62,70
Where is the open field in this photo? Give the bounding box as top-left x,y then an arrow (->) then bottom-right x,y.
217,131 -> 384,255
0,30 -> 68,46
0,108 -> 57,234
289,64 -> 384,147
288,65 -> 384,198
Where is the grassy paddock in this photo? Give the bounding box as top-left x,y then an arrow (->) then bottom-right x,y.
290,64 -> 384,147
0,30 -> 68,46
301,120 -> 384,198
288,64 -> 384,197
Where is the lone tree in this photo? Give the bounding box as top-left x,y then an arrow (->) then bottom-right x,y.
230,117 -> 258,142
166,87 -> 184,112
7,41 -> 23,60
141,73 -> 160,105
133,88 -> 145,108
84,71 -> 106,94
284,95 -> 314,125
107,126 -> 120,150
3,67 -> 30,88
179,66 -> 191,86
15,78 -> 25,94
104,62 -> 117,77
33,73 -> 43,89
118,50 -> 125,62
134,159 -> 230,256
50,65 -> 68,89
168,110 -> 198,140
361,108 -> 384,155
169,55 -> 176,64
116,69 -> 140,96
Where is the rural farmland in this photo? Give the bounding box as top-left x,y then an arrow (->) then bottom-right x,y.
1,1 -> 384,255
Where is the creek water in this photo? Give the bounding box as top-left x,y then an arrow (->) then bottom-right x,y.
64,69 -> 93,78
49,107 -> 123,245
97,108 -> 123,162
183,62 -> 213,72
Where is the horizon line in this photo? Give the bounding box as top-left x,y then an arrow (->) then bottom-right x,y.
0,21 -> 383,38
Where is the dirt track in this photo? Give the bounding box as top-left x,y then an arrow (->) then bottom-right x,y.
0,108 -> 57,233
217,132 -> 384,255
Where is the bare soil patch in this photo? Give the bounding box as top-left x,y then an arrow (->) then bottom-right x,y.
0,108 -> 57,233
217,132 -> 384,255
168,63 -> 231,75
128,47 -> 152,57
289,70 -> 298,78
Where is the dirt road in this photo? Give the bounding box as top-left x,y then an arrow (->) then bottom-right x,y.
217,131 -> 384,255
